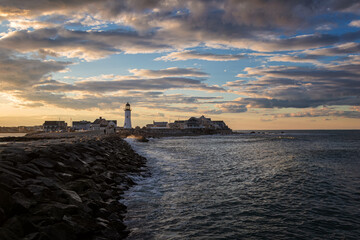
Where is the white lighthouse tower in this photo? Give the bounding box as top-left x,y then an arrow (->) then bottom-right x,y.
124,102 -> 132,129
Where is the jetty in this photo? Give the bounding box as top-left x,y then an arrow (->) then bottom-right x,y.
0,133 -> 146,240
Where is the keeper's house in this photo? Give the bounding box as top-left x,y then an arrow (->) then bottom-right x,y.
90,117 -> 117,131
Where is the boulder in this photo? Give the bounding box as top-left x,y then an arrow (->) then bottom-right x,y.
40,222 -> 76,240
12,192 -> 36,210
0,207 -> 5,225
2,216 -> 25,238
31,158 -> 56,169
18,163 -> 44,177
0,189 -> 14,217
0,227 -> 18,240
27,184 -> 50,198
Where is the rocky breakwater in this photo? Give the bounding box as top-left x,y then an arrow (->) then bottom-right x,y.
0,135 -> 146,240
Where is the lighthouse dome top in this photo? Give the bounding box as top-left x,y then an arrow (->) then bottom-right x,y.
124,102 -> 131,111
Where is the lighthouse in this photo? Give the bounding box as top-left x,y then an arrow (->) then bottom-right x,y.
124,102 -> 132,129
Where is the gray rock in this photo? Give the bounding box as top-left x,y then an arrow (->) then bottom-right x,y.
0,189 -> 14,216
0,166 -> 22,179
31,202 -> 79,222
0,174 -> 24,193
23,232 -> 40,240
11,192 -> 36,210
0,227 -> 18,240
18,163 -> 44,177
31,158 -> 55,169
36,177 -> 58,188
65,179 -> 96,193
27,185 -> 49,197
60,188 -> 82,203
2,216 -> 24,238
40,222 -> 76,240
0,207 -> 5,225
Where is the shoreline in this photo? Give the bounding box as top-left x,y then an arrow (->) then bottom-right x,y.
0,133 -> 147,240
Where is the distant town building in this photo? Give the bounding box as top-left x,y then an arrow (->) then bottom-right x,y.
90,117 -> 117,131
43,121 -> 67,132
146,121 -> 169,129
72,120 -> 91,131
170,120 -> 186,129
0,126 -> 42,133
124,102 -> 132,129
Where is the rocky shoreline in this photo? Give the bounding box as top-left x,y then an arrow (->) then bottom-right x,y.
0,134 -> 147,240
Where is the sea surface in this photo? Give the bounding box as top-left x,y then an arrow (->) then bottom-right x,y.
123,130 -> 360,239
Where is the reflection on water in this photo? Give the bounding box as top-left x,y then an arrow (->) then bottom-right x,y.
123,131 -> 360,239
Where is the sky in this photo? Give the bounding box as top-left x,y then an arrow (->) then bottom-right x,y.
0,0 -> 360,130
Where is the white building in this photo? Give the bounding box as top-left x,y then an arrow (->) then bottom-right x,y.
124,102 -> 132,129
90,117 -> 117,131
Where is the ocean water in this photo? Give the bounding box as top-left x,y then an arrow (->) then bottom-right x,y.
123,131 -> 360,239
0,133 -> 27,137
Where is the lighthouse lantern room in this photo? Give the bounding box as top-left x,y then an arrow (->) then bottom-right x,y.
124,102 -> 132,129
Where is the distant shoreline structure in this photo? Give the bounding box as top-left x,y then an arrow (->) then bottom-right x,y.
1,103 -> 232,134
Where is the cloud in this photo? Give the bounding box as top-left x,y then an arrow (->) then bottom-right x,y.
18,102 -> 44,108
129,67 -> 208,78
303,42 -> 360,57
2,63 -> 224,113
216,101 -> 248,113
349,20 -> 360,27
224,60 -> 360,111
1,0 -> 360,120
155,50 -> 245,61
36,77 -> 224,93
15,91 -> 130,110
1,0 -> 360,59
0,28 -> 172,61
33,67 -> 224,93
272,108 -> 360,119
0,48 -> 70,90
267,55 -> 319,65
15,90 -> 219,112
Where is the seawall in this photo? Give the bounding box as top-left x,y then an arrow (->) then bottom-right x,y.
0,134 -> 146,240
